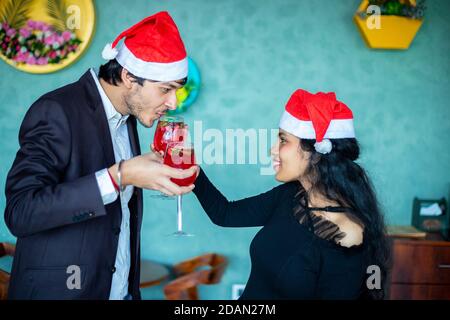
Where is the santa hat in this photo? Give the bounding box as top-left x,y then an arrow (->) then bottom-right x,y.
279,89 -> 355,154
101,11 -> 188,82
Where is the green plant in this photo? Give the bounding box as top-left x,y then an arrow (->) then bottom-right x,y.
47,0 -> 69,32
363,0 -> 426,19
0,0 -> 33,29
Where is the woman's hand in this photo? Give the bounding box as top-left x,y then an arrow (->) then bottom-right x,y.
108,152 -> 197,196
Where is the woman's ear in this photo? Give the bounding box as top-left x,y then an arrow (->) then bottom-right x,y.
311,152 -> 321,165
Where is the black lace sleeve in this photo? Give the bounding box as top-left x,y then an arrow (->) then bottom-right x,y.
293,188 -> 363,246
300,207 -> 348,244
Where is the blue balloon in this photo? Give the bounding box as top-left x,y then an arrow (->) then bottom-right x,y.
169,57 -> 201,114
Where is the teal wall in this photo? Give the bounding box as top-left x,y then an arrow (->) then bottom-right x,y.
1,0 -> 449,299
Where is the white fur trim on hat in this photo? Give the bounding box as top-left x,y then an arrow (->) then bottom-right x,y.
314,139 -> 332,154
115,44 -> 188,81
279,111 -> 355,140
102,43 -> 119,60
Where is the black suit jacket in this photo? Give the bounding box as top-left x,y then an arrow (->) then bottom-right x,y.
4,70 -> 143,299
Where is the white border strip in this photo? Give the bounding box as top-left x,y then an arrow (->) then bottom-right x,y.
279,111 -> 355,139
116,44 -> 188,81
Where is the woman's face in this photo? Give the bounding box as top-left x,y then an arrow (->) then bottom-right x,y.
270,129 -> 312,182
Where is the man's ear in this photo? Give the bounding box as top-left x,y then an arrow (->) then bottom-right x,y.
121,68 -> 134,89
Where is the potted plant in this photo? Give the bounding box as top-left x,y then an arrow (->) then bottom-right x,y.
354,0 -> 426,49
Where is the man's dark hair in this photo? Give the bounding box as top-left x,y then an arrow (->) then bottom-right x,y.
98,59 -> 146,86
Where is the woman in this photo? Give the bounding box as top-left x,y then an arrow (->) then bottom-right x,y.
192,89 -> 390,299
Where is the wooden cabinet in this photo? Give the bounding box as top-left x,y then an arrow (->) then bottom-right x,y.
388,236 -> 450,299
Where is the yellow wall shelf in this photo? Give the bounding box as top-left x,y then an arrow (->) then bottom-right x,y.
353,0 -> 423,50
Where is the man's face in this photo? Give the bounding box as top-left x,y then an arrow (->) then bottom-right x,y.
124,79 -> 184,128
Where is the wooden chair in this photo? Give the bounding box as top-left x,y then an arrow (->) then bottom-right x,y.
0,242 -> 15,300
163,253 -> 227,300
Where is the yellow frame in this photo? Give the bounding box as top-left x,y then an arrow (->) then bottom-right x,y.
0,0 -> 96,73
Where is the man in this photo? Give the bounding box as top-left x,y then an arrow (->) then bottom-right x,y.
4,11 -> 197,300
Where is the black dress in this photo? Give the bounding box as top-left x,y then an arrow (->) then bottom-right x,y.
193,168 -> 368,300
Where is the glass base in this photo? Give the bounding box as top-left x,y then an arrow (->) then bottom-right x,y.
149,193 -> 175,200
169,231 -> 195,237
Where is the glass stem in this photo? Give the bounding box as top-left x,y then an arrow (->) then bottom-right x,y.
177,195 -> 183,232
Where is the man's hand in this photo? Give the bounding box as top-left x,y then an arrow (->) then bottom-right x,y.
108,152 -> 197,196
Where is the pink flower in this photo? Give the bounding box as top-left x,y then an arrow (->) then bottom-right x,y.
49,51 -> 57,59
57,35 -> 65,45
26,55 -> 37,65
14,51 -> 29,63
62,31 -> 72,42
44,34 -> 56,45
2,22 -> 10,30
60,49 -> 67,56
41,24 -> 51,32
19,27 -> 31,38
37,57 -> 48,65
6,28 -> 16,37
34,21 -> 46,31
27,20 -> 37,29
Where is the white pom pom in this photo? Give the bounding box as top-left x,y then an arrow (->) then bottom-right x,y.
314,139 -> 332,154
101,43 -> 118,60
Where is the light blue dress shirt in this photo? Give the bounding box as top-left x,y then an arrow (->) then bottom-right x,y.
90,68 -> 134,300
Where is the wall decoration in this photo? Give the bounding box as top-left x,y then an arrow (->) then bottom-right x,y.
169,57 -> 201,115
0,0 -> 95,73
354,0 -> 425,49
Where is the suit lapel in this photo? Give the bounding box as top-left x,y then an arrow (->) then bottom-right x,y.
80,70 -> 116,166
94,105 -> 116,166
126,116 -> 143,290
127,117 -> 141,157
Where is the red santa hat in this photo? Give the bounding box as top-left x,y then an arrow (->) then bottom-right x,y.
279,89 -> 355,154
101,11 -> 188,82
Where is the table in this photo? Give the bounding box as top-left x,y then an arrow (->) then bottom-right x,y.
388,233 -> 450,299
139,260 -> 170,288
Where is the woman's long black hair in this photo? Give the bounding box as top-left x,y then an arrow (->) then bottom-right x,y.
295,138 -> 391,300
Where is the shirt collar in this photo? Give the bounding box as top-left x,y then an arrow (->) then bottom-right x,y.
90,68 -> 129,126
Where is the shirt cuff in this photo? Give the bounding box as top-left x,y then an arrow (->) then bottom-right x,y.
95,168 -> 119,205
